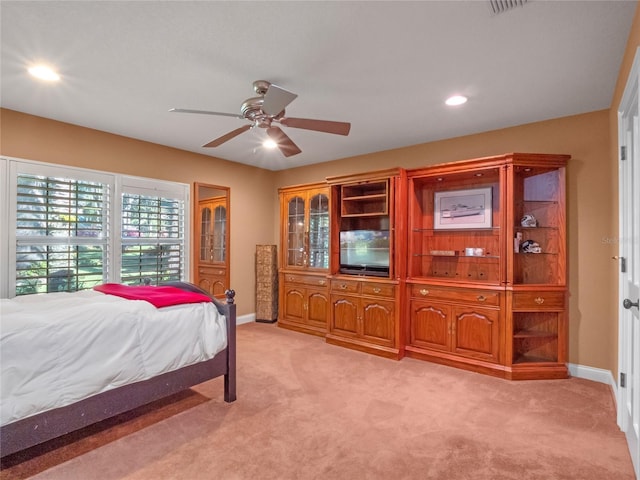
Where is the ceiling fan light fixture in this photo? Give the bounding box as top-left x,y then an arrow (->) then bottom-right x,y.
28,64 -> 60,81
263,138 -> 278,149
445,95 -> 468,106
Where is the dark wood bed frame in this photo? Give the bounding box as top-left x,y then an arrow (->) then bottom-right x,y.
0,282 -> 237,458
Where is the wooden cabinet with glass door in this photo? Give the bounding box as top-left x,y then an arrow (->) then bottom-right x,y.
194,183 -> 230,300
505,155 -> 570,379
405,153 -> 570,380
278,183 -> 330,336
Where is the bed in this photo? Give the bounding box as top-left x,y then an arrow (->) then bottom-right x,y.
0,281 -> 236,457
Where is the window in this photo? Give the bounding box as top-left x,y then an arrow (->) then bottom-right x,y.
15,173 -> 109,295
1,157 -> 190,298
119,178 -> 187,286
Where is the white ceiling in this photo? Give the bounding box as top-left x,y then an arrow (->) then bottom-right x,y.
1,1 -> 636,171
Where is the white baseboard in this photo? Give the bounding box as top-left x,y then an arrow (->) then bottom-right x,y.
568,362 -> 618,409
236,313 -> 255,325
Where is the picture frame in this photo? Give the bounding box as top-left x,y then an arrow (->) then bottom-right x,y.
434,187 -> 492,230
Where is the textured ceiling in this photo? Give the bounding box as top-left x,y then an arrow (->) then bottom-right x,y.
1,1 -> 636,170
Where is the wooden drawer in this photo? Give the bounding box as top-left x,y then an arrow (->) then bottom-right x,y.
361,282 -> 396,298
410,285 -> 501,307
198,265 -> 226,276
331,279 -> 360,294
283,273 -> 328,287
512,291 -> 565,310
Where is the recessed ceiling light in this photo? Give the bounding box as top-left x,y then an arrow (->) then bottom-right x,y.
263,139 -> 278,149
28,65 -> 60,82
445,95 -> 467,106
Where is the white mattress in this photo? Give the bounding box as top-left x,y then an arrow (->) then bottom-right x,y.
0,289 -> 227,426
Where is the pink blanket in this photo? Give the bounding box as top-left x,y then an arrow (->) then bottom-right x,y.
93,283 -> 211,308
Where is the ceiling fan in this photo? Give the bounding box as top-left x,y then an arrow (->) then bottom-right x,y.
170,80 -> 351,158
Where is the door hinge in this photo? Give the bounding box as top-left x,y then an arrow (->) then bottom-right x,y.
621,372 -> 627,388
621,257 -> 627,273
621,145 -> 627,161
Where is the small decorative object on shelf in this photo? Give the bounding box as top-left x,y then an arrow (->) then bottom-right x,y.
430,250 -> 457,256
521,214 -> 538,227
521,239 -> 542,254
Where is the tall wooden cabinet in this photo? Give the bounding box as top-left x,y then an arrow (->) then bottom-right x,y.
325,169 -> 406,359
505,157 -> 569,379
406,153 -> 569,379
276,153 -> 569,380
278,183 -> 330,336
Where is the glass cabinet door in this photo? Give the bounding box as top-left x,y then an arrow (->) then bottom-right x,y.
286,196 -> 306,267
309,193 -> 329,268
200,206 -> 212,262
212,205 -> 226,262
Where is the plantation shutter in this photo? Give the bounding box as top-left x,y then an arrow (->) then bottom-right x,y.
119,177 -> 188,286
15,172 -> 110,295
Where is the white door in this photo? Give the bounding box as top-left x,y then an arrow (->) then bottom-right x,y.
618,46 -> 640,477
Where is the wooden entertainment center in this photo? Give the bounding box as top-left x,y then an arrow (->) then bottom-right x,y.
278,153 -> 570,380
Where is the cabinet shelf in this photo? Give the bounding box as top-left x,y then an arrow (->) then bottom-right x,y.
413,227 -> 501,233
413,253 -> 500,259
340,180 -> 389,217
513,330 -> 557,339
518,200 -> 558,205
518,226 -> 558,231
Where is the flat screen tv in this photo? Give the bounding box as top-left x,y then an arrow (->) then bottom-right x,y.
339,230 -> 390,277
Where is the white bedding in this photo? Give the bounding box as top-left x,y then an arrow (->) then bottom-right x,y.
0,289 -> 227,426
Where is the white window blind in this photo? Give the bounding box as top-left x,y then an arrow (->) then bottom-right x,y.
3,158 -> 190,297
120,192 -> 185,285
15,173 -> 109,295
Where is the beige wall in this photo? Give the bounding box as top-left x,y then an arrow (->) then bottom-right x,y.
2,2 -> 638,374
0,109 -> 278,316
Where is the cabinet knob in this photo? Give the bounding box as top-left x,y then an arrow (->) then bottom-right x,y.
534,297 -> 545,305
420,289 -> 429,296
287,275 -> 295,282
373,287 -> 381,294
340,284 -> 347,289
477,295 -> 487,302
319,280 -> 326,286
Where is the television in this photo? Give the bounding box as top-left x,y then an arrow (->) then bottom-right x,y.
339,230 -> 390,277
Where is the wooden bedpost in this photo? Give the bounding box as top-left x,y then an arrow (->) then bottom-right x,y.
224,289 -> 237,402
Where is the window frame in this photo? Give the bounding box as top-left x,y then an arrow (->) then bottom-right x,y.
1,156 -> 190,298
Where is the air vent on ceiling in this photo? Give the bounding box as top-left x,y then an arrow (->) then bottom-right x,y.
488,0 -> 528,15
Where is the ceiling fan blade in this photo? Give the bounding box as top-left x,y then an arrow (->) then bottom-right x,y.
267,126 -> 302,157
203,125 -> 251,148
169,108 -> 243,119
262,84 -> 298,116
280,117 -> 351,136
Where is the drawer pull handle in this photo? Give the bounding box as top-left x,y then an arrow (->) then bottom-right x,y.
319,280 -> 326,286
287,276 -> 295,282
373,287 -> 381,294
477,295 -> 487,302
420,289 -> 429,296
535,297 -> 545,305
340,284 -> 347,289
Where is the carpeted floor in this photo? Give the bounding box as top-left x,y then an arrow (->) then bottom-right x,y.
1,322 -> 634,479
